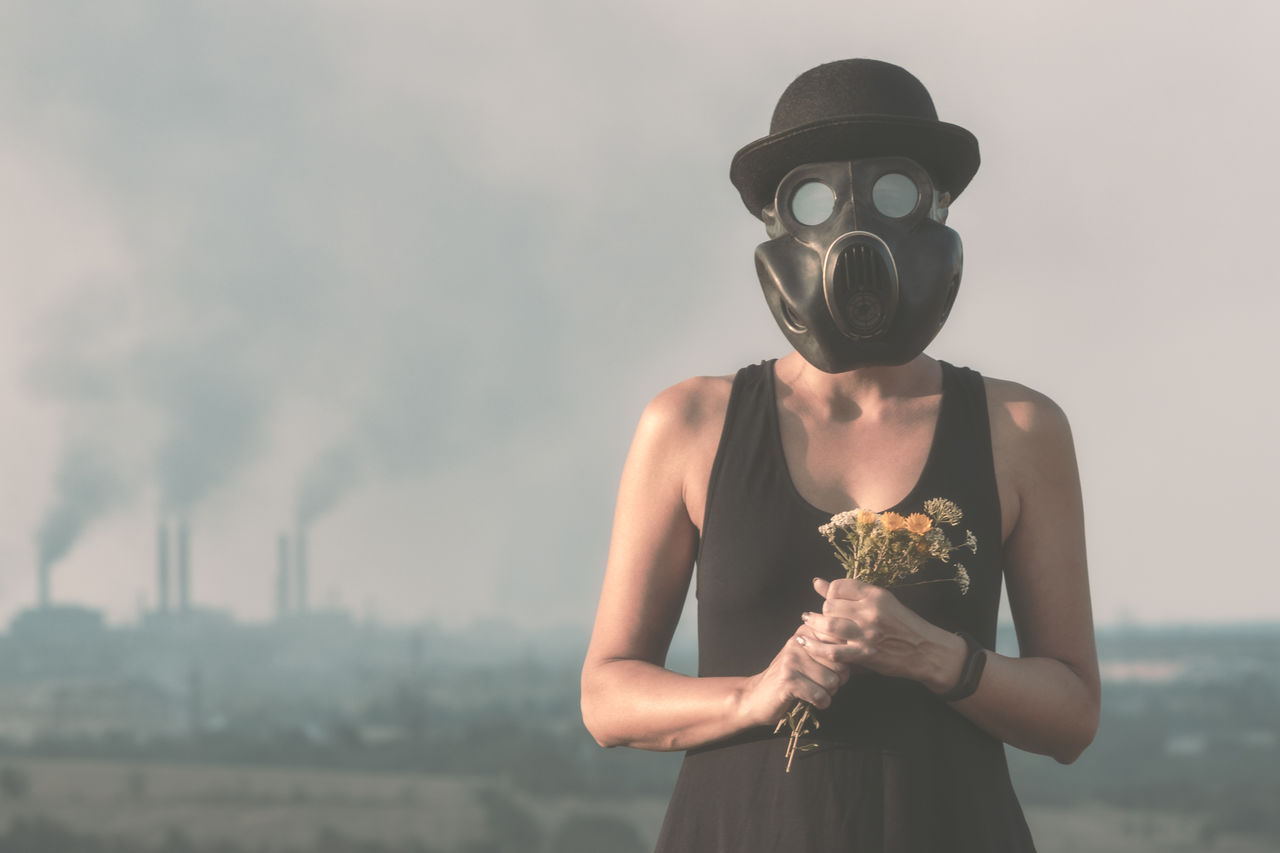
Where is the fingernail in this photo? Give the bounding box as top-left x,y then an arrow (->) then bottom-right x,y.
795,636 -> 807,646
800,612 -> 810,622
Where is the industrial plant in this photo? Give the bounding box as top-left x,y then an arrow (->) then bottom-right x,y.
1,517 -> 382,748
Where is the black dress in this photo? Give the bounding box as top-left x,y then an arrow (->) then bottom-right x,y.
654,360 -> 1036,852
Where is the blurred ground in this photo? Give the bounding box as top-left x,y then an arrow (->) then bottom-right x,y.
0,758 -> 1274,852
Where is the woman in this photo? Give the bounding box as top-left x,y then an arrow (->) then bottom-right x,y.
581,59 -> 1099,852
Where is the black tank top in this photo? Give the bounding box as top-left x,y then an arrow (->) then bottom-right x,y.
655,359 -> 1036,853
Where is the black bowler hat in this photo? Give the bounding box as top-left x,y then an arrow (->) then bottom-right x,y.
730,58 -> 980,218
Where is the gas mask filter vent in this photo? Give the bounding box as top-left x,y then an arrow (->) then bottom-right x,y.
832,242 -> 893,338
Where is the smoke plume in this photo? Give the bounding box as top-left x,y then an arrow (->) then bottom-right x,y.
146,350 -> 268,514
296,443 -> 366,528
36,443 -> 128,572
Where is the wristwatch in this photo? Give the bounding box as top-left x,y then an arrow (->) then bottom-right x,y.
937,631 -> 987,702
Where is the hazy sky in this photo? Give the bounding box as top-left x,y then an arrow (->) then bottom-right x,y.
1,1 -> 1277,632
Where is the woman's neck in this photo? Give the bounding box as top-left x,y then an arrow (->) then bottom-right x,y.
774,351 -> 941,420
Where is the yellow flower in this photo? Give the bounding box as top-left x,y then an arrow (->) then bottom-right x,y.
904,513 -> 932,535
880,512 -> 906,531
854,508 -> 877,527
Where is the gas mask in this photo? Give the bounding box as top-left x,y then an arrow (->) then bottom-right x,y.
755,156 -> 963,373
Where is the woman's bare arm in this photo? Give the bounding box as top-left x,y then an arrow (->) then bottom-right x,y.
801,383 -> 1100,763
958,383 -> 1100,763
581,379 -> 847,751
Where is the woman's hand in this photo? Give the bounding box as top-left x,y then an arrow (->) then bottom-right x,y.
733,625 -> 852,729
797,577 -> 964,692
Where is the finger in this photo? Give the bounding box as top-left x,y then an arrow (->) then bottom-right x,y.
793,667 -> 841,708
795,629 -> 849,675
799,616 -> 844,644
827,576 -> 877,601
797,634 -> 859,678
820,595 -> 864,619
782,645 -> 839,708
813,577 -> 831,598
799,628 -> 863,659
803,611 -> 863,642
795,645 -> 845,692
788,614 -> 839,640
799,679 -> 835,709
819,639 -> 870,667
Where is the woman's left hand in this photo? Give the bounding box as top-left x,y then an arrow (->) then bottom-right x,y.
799,577 -> 963,690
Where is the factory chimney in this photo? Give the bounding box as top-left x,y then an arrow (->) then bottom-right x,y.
177,517 -> 191,614
156,520 -> 171,613
275,533 -> 292,620
294,526 -> 309,615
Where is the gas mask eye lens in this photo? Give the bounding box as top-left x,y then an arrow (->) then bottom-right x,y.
790,180 -> 835,226
872,173 -> 920,218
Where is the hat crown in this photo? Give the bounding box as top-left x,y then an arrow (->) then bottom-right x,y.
770,59 -> 938,135
730,58 -> 978,218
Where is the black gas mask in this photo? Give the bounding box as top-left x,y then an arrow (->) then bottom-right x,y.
755,156 -> 963,373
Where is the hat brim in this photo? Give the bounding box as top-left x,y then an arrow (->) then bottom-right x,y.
730,116 -> 980,219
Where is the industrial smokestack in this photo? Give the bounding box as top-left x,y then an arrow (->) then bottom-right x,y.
276,533 -> 292,620
177,517 -> 191,614
157,520 -> 171,613
294,526 -> 308,615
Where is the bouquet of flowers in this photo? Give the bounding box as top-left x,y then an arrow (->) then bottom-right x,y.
776,497 -> 977,772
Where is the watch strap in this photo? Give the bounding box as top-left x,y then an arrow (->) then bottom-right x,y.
938,630 -> 987,702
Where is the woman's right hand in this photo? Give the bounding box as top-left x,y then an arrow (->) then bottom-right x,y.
734,627 -> 851,729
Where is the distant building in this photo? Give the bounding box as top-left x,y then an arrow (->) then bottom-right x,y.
9,605 -> 106,644
138,605 -> 236,633
0,676 -> 183,743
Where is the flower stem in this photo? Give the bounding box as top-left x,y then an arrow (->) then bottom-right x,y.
786,704 -> 810,773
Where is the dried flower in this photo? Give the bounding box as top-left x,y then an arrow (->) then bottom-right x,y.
778,497 -> 977,772
880,512 -> 907,531
923,497 -> 963,526
829,509 -> 862,528
817,521 -> 838,544
905,513 -> 932,535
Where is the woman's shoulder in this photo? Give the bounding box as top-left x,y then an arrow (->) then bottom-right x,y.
977,372 -> 1078,511
639,372 -> 737,443
978,372 -> 1073,443
629,373 -> 738,523
969,371 -> 1079,541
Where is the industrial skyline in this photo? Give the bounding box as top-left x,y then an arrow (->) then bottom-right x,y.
1,2 -> 1277,631
30,516 -> 323,631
